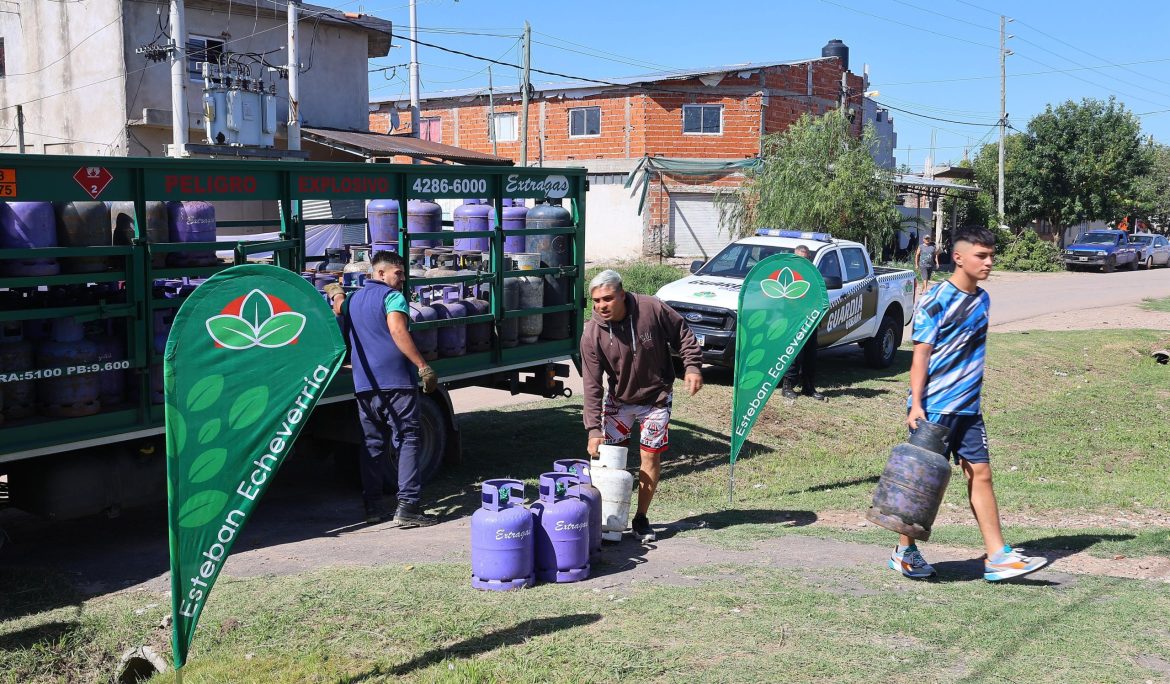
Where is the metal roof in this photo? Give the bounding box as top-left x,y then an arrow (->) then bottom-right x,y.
302,127 -> 512,166
189,0 -> 392,57
370,57 -> 832,105
894,173 -> 979,195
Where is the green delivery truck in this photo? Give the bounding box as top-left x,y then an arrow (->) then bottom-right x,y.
0,154 -> 587,520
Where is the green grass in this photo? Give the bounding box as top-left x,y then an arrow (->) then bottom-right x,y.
5,562 -> 1170,683
1141,296 -> 1170,313
582,261 -> 687,319
5,329 -> 1170,682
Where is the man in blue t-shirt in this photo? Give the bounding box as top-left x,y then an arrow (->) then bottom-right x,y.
891,226 -> 1048,582
326,251 -> 439,527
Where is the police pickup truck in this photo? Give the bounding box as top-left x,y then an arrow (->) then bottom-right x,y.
655,229 -> 917,368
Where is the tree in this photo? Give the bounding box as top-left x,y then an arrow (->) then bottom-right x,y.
1133,141 -> 1170,230
1016,97 -> 1147,248
716,109 -> 900,252
970,134 -> 1032,230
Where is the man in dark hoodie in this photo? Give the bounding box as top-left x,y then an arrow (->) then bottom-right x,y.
581,269 -> 704,543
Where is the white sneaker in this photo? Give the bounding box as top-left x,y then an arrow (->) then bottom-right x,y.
889,545 -> 936,578
984,546 -> 1047,582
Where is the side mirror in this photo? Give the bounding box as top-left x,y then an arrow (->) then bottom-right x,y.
689,260 -> 705,274
823,275 -> 843,290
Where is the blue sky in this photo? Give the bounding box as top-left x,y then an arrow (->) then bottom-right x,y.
359,0 -> 1170,171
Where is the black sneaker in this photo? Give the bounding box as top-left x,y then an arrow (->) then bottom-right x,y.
781,385 -> 799,400
394,502 -> 439,529
801,388 -> 827,402
631,514 -> 657,542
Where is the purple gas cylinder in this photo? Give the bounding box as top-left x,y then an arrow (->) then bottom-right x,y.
0,202 -> 60,276
408,300 -> 440,361
166,201 -> 218,267
149,310 -> 172,404
454,200 -> 492,252
54,202 -> 111,273
37,317 -> 101,417
407,199 -> 443,248
471,479 -> 536,591
367,199 -> 400,245
530,472 -> 590,583
461,296 -> 492,354
0,320 -> 36,419
111,201 -> 169,267
502,199 -> 528,253
553,459 -> 603,561
430,288 -> 467,358
87,320 -> 126,406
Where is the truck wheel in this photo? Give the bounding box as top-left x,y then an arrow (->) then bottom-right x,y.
1103,257 -> 1115,273
1143,256 -> 1152,270
863,313 -> 901,368
413,393 -> 449,484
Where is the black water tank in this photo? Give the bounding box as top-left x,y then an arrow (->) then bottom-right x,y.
822,39 -> 849,71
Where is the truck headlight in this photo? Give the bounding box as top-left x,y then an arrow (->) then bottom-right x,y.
1097,250 -> 1107,256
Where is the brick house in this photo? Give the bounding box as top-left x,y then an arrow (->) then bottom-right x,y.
370,44 -> 878,260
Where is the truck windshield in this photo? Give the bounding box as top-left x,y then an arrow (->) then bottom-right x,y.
1077,233 -> 1119,245
698,244 -> 797,278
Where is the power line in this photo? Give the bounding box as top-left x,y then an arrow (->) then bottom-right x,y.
1012,34 -> 1170,103
874,56 -> 1170,86
873,100 -> 1001,127
819,0 -> 998,50
1014,17 -> 1170,89
888,0 -> 998,33
532,29 -> 684,74
1011,50 -> 1170,110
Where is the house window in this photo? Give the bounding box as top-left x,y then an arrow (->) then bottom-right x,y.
492,112 -> 518,142
187,36 -> 225,81
569,107 -> 601,137
683,104 -> 722,135
419,117 -> 441,143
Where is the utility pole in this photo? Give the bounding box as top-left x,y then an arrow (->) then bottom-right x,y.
488,65 -> 497,156
168,0 -> 189,157
520,21 -> 531,167
15,105 -> 25,154
409,0 -> 420,139
287,0 -> 301,151
998,15 -> 1011,226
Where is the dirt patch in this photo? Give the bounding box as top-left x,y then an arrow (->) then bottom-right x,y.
992,302 -> 1170,332
810,509 -> 1170,583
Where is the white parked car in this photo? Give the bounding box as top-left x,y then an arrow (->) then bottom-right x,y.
1128,233 -> 1170,269
655,229 -> 917,368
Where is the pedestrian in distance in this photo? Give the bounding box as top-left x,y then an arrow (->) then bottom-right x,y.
581,269 -> 703,543
781,245 -> 825,402
893,226 -> 1048,582
325,251 -> 439,528
914,235 -> 941,297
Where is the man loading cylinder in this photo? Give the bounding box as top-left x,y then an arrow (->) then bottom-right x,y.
581,270 -> 703,543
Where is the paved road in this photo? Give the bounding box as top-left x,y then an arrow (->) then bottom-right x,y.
450,266 -> 1170,413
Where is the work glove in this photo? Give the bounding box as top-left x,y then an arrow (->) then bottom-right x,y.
419,365 -> 438,394
322,282 -> 344,301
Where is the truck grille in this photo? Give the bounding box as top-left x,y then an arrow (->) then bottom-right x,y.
664,301 -> 734,330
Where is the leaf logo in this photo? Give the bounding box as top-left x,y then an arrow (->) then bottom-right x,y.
760,267 -> 811,300
206,289 -> 306,350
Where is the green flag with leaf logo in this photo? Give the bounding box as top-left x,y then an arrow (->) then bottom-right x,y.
730,254 -> 829,465
166,265 -> 346,669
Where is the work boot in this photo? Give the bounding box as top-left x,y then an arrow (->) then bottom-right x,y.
363,501 -> 390,525
801,386 -> 826,402
781,378 -> 799,400
393,501 -> 438,529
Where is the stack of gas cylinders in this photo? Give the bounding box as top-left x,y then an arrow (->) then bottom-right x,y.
470,446 -> 635,591
0,199 -> 221,424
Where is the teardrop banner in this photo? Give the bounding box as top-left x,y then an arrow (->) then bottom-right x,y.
165,264 -> 346,671
729,254 -> 829,500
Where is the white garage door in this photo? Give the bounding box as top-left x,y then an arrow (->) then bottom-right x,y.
670,194 -> 729,259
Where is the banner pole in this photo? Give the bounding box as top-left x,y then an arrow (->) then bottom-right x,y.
176,666 -> 183,684
728,461 -> 735,505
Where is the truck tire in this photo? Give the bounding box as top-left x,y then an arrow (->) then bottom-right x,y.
863,313 -> 902,368
1145,256 -> 1154,270
412,392 -> 450,484
1103,257 -> 1115,273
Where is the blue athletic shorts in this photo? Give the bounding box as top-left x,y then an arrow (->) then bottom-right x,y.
909,413 -> 989,465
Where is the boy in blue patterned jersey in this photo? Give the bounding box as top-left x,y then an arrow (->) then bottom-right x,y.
890,226 -> 1048,582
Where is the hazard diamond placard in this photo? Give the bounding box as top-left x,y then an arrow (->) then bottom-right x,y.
74,166 -> 114,199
